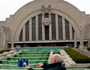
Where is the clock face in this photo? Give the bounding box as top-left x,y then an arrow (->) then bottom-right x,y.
42,18 -> 50,26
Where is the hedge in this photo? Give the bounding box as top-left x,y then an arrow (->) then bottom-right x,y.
64,48 -> 90,63
0,49 -> 11,53
87,47 -> 90,51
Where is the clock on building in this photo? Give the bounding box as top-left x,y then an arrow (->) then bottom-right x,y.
42,18 -> 50,26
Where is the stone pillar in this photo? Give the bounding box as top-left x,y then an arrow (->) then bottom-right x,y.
42,13 -> 45,40
62,18 -> 65,40
36,16 -> 38,41
79,26 -> 84,50
49,13 -> 52,40
87,24 -> 90,47
56,14 -> 58,40
74,32 -> 77,49
23,26 -> 25,41
88,40 -> 90,47
11,35 -> 14,49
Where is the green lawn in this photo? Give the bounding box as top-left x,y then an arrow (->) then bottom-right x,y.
0,49 -> 11,53
87,47 -> 90,51
64,48 -> 90,63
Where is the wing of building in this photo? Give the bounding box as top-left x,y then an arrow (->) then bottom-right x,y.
0,0 -> 90,50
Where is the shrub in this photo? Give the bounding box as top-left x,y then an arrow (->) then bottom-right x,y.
64,48 -> 90,63
0,49 -> 11,53
87,47 -> 90,51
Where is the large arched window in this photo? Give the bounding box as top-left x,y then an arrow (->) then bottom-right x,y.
51,13 -> 56,40
58,15 -> 63,40
45,13 -> 49,40
65,19 -> 70,40
19,29 -> 23,41
19,13 -> 75,41
32,17 -> 36,41
25,21 -> 29,41
38,14 -> 42,40
72,27 -> 75,40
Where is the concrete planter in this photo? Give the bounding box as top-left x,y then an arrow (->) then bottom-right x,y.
60,49 -> 76,67
6,54 -> 15,58
0,56 -> 7,60
0,54 -> 3,57
13,52 -> 20,55
2,52 -> 10,56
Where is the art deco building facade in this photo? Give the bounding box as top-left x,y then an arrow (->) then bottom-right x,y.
0,0 -> 90,50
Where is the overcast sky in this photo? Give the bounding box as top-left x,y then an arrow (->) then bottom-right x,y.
0,0 -> 90,21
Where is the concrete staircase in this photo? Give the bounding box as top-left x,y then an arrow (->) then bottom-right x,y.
0,50 -> 49,70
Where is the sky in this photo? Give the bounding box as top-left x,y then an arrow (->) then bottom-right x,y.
0,0 -> 90,21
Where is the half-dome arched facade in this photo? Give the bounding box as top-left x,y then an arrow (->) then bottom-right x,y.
0,0 -> 90,49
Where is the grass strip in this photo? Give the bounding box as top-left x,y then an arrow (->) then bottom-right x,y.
0,49 -> 11,53
64,48 -> 90,63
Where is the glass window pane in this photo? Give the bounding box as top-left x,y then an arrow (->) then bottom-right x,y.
72,27 -> 75,40
58,16 -> 63,40
32,17 -> 36,41
51,13 -> 56,40
19,29 -> 23,41
25,21 -> 29,41
38,14 -> 42,40
45,13 -> 49,18
45,26 -> 49,40
65,19 -> 70,40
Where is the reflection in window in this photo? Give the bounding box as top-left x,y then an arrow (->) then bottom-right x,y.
58,16 -> 63,40
38,14 -> 42,40
32,17 -> 36,41
45,13 -> 49,18
19,29 -> 23,41
51,13 -> 56,40
65,19 -> 70,40
25,21 -> 29,41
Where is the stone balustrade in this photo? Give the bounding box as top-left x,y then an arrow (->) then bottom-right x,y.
60,49 -> 76,67
9,50 -> 16,54
6,54 -> 15,58
59,49 -> 90,67
0,54 -> 3,57
48,50 -> 53,64
0,56 -> 7,60
0,50 -> 23,60
13,52 -> 20,55
2,52 -> 11,56
18,50 -> 23,54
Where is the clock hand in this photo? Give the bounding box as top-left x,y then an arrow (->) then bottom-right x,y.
44,19 -> 49,23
